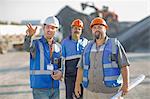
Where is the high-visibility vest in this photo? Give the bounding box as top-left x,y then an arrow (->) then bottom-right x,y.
82,38 -> 122,88
30,37 -> 61,88
61,36 -> 88,76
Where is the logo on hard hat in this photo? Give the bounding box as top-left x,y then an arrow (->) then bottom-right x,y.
71,19 -> 84,28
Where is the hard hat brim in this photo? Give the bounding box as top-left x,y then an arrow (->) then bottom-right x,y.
44,23 -> 59,28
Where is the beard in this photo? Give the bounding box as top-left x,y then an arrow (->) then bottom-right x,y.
94,31 -> 102,40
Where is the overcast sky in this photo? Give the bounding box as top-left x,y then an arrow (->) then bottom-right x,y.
0,0 -> 149,22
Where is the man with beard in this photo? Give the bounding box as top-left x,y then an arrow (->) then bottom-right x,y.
61,19 -> 88,99
75,17 -> 130,99
24,16 -> 62,99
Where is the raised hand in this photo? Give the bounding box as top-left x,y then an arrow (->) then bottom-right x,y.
26,23 -> 37,37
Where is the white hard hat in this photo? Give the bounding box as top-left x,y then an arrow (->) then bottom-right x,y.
44,16 -> 59,28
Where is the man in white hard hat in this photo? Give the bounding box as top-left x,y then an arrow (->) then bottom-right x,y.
24,16 -> 62,99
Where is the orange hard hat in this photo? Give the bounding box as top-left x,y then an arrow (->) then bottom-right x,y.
90,17 -> 108,29
71,19 -> 84,28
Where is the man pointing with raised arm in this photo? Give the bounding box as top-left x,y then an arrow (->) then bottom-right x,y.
24,16 -> 62,99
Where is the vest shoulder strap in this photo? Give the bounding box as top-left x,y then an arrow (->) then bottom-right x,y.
109,38 -> 119,62
37,40 -> 45,70
55,42 -> 61,49
110,38 -> 118,55
83,40 -> 94,54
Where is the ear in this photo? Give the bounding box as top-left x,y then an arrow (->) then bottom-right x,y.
42,24 -> 45,29
56,27 -> 59,31
103,28 -> 106,33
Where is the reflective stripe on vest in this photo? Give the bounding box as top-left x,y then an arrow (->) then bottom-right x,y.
30,41 -> 51,75
82,41 -> 94,88
103,62 -> 118,68
102,38 -> 121,87
111,38 -> 118,69
65,54 -> 81,61
30,70 -> 53,75
82,38 -> 121,88
39,40 -> 44,70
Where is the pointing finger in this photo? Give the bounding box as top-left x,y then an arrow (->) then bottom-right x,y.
28,23 -> 33,28
26,24 -> 30,28
35,26 -> 37,31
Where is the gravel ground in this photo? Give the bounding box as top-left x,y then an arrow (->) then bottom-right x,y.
0,51 -> 149,99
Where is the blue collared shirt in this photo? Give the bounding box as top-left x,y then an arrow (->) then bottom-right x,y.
61,36 -> 88,76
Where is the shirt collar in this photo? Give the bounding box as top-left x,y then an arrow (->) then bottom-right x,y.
69,35 -> 83,42
104,36 -> 109,44
94,36 -> 109,47
41,36 -> 56,44
41,36 -> 47,43
94,36 -> 109,43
